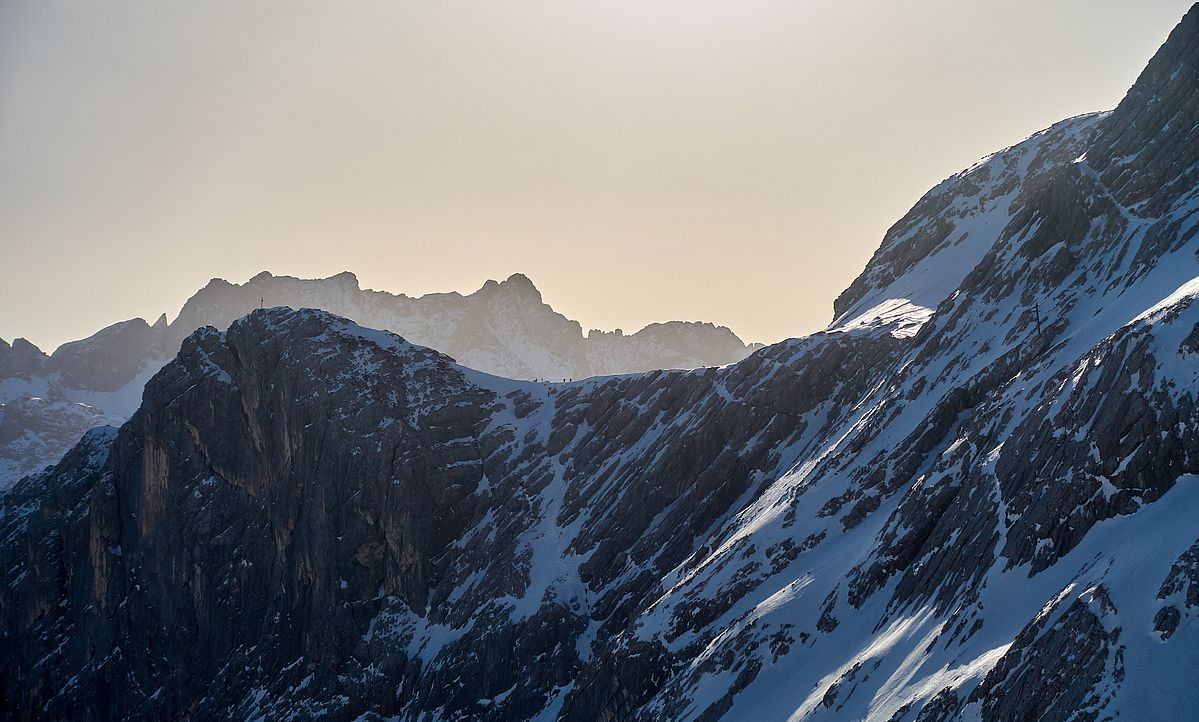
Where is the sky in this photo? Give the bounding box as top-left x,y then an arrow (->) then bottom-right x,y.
1,0 -> 1193,352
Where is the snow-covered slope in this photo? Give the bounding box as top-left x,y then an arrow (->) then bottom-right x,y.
0,274 -> 750,489
0,326 -> 165,490
1,4 -> 1198,721
0,397 -> 118,485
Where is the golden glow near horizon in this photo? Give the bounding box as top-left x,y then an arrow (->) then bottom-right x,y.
0,0 -> 1192,352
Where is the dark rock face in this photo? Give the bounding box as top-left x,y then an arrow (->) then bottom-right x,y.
1089,3 -> 1199,214
1,310 -> 499,720
968,587 -> 1124,722
997,308 -> 1199,573
3,6 -> 1199,722
0,426 -> 119,718
1154,538 -> 1199,640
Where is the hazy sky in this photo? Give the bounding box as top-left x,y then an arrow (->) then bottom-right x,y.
1,1 -> 1193,351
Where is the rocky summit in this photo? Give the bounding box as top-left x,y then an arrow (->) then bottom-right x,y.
3,4 -> 1199,721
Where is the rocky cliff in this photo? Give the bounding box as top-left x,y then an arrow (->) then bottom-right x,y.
2,4 -> 1199,721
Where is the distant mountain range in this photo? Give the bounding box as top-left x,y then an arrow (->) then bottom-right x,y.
174,271 -> 754,381
0,273 -> 753,487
